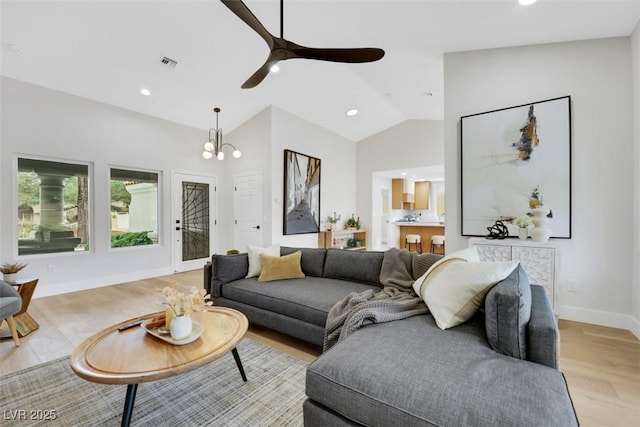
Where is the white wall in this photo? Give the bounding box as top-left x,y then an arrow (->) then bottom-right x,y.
216,107 -> 272,252
444,38 -> 638,335
1,77 -> 215,297
271,107 -> 356,248
356,120 -> 444,243
223,106 -> 357,250
632,21 -> 640,333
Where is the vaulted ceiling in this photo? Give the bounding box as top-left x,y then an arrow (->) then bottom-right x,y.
2,0 -> 638,141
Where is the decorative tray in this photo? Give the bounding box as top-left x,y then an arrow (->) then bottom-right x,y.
141,319 -> 204,346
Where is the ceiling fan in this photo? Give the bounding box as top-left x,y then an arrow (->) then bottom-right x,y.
220,0 -> 385,89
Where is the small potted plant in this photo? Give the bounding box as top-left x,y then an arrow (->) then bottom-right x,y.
1,262 -> 27,283
514,216 -> 533,240
344,214 -> 361,230
326,212 -> 341,230
157,285 -> 212,340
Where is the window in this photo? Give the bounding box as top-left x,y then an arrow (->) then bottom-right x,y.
110,168 -> 159,248
17,158 -> 90,255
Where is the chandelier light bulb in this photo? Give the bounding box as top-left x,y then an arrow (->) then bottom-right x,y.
202,151 -> 213,159
233,149 -> 242,159
204,142 -> 214,152
217,151 -> 225,160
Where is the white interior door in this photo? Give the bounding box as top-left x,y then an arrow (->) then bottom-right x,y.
173,173 -> 217,272
234,173 -> 262,251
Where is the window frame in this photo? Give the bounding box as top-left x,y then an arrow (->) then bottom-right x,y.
14,154 -> 94,258
108,165 -> 162,251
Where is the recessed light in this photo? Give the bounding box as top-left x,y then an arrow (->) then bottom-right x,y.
346,108 -> 358,117
519,0 -> 536,5
270,64 -> 280,73
400,172 -> 407,176
140,88 -> 151,96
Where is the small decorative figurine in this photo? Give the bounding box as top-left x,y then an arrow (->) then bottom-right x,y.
486,221 -> 509,240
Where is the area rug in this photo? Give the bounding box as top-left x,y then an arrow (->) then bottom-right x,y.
0,338 -> 308,426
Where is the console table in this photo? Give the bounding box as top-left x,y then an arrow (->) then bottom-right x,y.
468,238 -> 557,309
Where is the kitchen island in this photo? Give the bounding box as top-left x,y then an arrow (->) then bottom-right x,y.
395,222 -> 445,254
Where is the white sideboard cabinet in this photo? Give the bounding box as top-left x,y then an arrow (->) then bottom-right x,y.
468,237 -> 558,309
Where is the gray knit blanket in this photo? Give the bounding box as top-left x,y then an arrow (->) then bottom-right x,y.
323,248 -> 441,351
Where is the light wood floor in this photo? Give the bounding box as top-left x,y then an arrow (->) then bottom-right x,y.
1,270 -> 638,426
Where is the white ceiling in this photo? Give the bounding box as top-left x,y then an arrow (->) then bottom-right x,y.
2,0 -> 639,142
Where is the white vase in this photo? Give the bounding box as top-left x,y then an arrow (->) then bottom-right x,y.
529,206 -> 552,242
170,316 -> 192,340
2,273 -> 17,284
518,228 -> 529,240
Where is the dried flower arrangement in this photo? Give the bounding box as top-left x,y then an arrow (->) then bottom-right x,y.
157,285 -> 212,317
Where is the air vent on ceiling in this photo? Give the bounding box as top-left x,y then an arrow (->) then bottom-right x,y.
159,56 -> 178,68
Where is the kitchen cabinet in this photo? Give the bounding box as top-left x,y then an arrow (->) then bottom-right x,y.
414,181 -> 431,210
392,178 -> 415,209
392,179 -> 403,209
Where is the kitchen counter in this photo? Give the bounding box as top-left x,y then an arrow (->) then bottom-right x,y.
395,223 -> 445,254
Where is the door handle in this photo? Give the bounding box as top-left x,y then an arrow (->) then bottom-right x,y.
252,225 -> 261,230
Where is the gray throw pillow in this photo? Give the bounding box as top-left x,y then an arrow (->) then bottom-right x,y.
213,253 -> 249,284
280,246 -> 326,277
484,263 -> 532,360
323,249 -> 384,286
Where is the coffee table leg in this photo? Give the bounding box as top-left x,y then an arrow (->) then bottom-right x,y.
231,348 -> 247,382
121,383 -> 138,427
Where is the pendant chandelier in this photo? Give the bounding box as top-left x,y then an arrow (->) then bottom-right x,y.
202,107 -> 241,160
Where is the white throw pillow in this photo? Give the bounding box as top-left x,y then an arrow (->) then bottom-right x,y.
412,246 -> 480,297
246,244 -> 281,278
422,261 -> 518,330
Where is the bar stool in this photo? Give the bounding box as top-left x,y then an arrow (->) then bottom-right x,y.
405,234 -> 422,253
431,235 -> 445,254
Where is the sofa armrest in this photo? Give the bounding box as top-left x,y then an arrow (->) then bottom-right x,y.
206,253 -> 249,298
527,285 -> 559,369
203,261 -> 213,294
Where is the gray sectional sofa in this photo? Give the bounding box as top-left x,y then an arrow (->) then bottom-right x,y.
203,246 -> 578,426
204,247 -> 387,347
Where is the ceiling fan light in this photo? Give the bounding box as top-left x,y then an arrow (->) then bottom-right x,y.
202,151 -> 213,159
270,64 -> 280,73
217,151 -> 225,160
204,142 -> 214,152
233,149 -> 242,159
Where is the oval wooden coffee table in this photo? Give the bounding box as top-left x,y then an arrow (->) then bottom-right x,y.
70,307 -> 248,427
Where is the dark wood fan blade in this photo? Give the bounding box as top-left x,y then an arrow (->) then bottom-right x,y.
220,0 -> 275,48
289,47 -> 385,63
241,59 -> 279,89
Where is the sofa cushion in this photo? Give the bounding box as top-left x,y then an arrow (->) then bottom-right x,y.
417,260 -> 518,330
213,253 -> 249,284
258,251 -> 305,282
323,249 -> 384,286
246,244 -> 280,278
220,276 -> 380,327
484,263 -> 532,360
281,246 -> 326,277
306,315 -> 578,427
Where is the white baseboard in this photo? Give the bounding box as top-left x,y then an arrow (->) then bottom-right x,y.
557,305 -> 640,340
32,267 -> 174,298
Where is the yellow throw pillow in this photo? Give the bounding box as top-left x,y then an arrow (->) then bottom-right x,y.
258,251 -> 305,282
